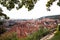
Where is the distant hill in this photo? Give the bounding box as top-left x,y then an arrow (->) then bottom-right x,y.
38,15 -> 60,20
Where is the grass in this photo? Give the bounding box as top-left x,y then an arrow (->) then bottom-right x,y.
50,25 -> 60,40
50,31 -> 60,40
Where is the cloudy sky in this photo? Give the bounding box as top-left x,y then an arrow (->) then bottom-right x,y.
0,0 -> 60,19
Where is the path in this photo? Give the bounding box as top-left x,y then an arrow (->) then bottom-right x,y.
40,31 -> 57,40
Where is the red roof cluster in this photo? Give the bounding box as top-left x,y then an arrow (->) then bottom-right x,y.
6,18 -> 58,38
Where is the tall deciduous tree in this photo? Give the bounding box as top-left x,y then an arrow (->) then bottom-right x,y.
0,8 -> 9,34
0,0 -> 60,18
46,0 -> 60,11
0,0 -> 60,11
0,8 -> 9,25
0,0 -> 37,11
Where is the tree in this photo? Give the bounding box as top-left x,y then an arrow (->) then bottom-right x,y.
0,8 -> 9,34
0,0 -> 37,11
0,0 -> 60,11
0,8 -> 9,25
46,0 -> 60,11
0,0 -> 60,18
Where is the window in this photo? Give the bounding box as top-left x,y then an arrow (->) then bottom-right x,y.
44,22 -> 49,25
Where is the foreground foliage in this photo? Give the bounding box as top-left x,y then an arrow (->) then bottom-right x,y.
50,31 -> 60,40
0,32 -> 18,40
0,0 -> 37,11
0,0 -> 60,11
50,24 -> 60,40
46,0 -> 60,11
0,0 -> 60,19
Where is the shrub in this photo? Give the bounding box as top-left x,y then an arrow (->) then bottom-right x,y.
0,32 -> 18,40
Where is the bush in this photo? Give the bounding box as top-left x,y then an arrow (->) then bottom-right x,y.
0,32 -> 18,40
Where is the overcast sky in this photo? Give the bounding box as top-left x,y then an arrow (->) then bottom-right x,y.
0,0 -> 60,19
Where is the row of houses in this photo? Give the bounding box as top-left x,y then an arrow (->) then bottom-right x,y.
1,18 -> 58,38
6,18 -> 58,38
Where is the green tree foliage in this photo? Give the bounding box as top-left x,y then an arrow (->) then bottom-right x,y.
0,0 -> 37,11
0,0 -> 60,11
0,0 -> 60,19
0,8 -> 9,19
0,8 -> 9,34
46,0 -> 60,11
0,8 -> 9,25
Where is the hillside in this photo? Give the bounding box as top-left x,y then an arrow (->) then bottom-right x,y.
38,15 -> 60,20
